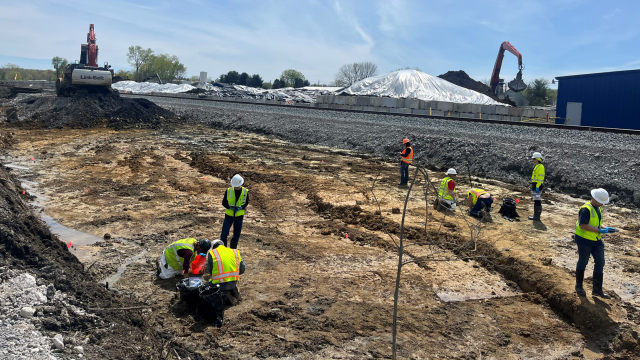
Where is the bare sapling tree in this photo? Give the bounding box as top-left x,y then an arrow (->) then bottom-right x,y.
370,161 -> 508,360
333,61 -> 379,87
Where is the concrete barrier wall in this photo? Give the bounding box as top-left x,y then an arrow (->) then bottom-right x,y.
481,105 -> 496,115
312,94 -> 556,122
382,98 -> 397,108
370,97 -> 383,107
405,99 -> 420,109
356,97 -> 370,106
508,107 -> 523,117
496,107 -> 509,115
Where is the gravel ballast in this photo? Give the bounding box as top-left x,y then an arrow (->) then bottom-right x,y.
136,95 -> 640,206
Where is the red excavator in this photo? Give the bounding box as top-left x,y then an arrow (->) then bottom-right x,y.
490,41 -> 527,95
56,24 -> 114,96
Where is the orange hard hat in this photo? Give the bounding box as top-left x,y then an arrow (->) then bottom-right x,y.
402,138 -> 410,144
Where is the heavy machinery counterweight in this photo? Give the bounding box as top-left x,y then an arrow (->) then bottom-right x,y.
56,24 -> 114,97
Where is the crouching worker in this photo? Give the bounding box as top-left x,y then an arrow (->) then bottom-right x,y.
437,168 -> 458,211
206,240 -> 246,306
467,188 -> 493,217
158,238 -> 212,279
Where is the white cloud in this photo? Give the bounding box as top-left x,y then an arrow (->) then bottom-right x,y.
376,0 -> 408,34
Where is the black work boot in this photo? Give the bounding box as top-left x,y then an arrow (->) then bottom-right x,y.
592,272 -> 611,299
528,204 -> 542,220
575,270 -> 586,296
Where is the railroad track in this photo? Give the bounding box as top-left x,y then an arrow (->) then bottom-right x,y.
122,93 -> 640,136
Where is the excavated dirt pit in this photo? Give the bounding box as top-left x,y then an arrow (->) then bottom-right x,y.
1,124 -> 639,359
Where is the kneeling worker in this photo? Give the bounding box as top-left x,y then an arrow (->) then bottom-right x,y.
206,240 -> 246,305
467,188 -> 493,217
437,168 -> 458,211
158,238 -> 212,279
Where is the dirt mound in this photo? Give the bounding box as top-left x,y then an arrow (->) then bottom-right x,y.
438,70 -> 515,106
0,164 -> 198,358
9,92 -> 177,130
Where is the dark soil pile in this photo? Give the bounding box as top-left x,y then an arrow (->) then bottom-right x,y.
438,70 -> 515,106
10,92 -> 177,130
0,165 -> 200,359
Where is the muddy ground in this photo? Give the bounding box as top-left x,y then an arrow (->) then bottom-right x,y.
1,123 -> 639,359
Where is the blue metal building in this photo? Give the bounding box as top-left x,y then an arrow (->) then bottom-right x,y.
555,69 -> 640,130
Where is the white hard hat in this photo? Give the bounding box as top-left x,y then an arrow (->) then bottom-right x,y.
230,174 -> 244,187
591,188 -> 610,205
531,152 -> 543,159
211,239 -> 224,248
446,168 -> 457,175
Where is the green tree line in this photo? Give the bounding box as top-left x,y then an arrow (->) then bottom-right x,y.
125,46 -> 186,83
521,78 -> 557,107
0,63 -> 56,81
216,69 -> 310,89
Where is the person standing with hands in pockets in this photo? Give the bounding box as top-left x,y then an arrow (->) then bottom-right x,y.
220,174 -> 249,249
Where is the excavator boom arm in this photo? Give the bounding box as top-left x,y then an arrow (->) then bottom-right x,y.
86,24 -> 98,67
490,41 -> 525,94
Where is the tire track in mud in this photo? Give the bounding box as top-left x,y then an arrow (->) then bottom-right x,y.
186,148 -> 640,356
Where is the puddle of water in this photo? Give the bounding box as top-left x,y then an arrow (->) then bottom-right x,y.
4,164 -> 31,170
101,250 -> 148,288
40,212 -> 103,246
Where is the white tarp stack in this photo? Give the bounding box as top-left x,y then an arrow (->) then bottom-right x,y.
112,80 -> 339,103
343,70 -> 502,106
112,81 -> 196,94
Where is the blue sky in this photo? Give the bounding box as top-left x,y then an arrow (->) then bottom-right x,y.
1,0 -> 639,86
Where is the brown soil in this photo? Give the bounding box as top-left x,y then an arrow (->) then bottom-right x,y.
2,124 -> 639,359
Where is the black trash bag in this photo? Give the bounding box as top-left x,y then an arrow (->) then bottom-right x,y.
498,198 -> 519,220
176,278 -> 200,308
196,282 -> 225,326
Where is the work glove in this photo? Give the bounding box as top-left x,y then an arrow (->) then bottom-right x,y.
229,206 -> 238,210
599,228 -> 609,234
237,206 -> 243,210
535,187 -> 540,192
606,227 -> 618,233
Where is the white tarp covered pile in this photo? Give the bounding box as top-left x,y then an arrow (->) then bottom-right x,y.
112,80 -> 339,103
343,70 -> 502,105
112,81 -> 196,94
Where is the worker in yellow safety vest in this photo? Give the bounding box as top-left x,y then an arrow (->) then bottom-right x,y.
399,138 -> 414,186
467,188 -> 493,217
529,152 -> 545,221
574,188 -> 617,298
220,174 -> 249,249
206,239 -> 246,305
158,238 -> 212,279
437,168 -> 457,211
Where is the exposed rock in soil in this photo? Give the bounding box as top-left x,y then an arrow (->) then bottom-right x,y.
0,164 -> 196,358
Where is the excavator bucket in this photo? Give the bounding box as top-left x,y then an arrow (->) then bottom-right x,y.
508,70 -> 527,92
